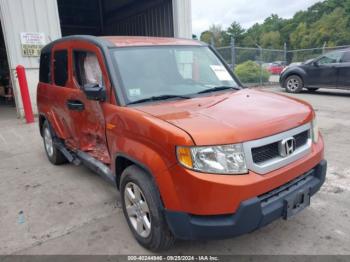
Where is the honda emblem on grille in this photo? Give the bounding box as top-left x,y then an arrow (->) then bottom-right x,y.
279,137 -> 296,157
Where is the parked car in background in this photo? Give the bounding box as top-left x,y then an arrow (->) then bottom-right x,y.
37,35 -> 326,251
280,49 -> 350,93
265,61 -> 285,75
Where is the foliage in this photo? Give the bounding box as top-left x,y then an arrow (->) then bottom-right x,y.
222,22 -> 246,46
234,61 -> 270,83
200,25 -> 225,47
200,0 -> 350,51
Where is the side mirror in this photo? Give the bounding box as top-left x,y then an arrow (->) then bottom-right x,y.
83,83 -> 106,102
312,61 -> 319,67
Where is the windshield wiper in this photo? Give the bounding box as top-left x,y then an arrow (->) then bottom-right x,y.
197,86 -> 240,94
128,95 -> 191,105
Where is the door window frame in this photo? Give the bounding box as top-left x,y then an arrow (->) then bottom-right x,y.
316,51 -> 343,65
69,42 -> 113,103
72,49 -> 106,90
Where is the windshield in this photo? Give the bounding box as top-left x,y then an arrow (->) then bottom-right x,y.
112,46 -> 240,104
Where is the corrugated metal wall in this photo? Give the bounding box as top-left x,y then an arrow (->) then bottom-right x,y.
104,0 -> 174,37
172,0 -> 192,38
0,0 -> 61,70
0,0 -> 61,117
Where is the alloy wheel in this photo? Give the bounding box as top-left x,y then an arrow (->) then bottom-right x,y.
287,78 -> 300,92
124,182 -> 152,238
44,127 -> 54,157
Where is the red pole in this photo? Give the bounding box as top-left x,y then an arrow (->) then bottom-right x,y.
16,65 -> 34,124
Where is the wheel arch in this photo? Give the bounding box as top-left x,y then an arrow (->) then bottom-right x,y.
114,153 -> 168,209
115,154 -> 154,190
282,68 -> 307,87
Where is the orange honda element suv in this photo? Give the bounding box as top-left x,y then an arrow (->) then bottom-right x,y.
37,36 -> 326,251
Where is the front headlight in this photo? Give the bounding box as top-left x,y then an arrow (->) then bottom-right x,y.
176,144 -> 247,175
311,117 -> 319,143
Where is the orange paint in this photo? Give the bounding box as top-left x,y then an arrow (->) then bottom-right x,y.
37,36 -> 325,216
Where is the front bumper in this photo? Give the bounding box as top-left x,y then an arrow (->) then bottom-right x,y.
164,160 -> 327,240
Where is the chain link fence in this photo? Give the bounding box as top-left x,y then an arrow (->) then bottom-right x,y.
216,43 -> 350,86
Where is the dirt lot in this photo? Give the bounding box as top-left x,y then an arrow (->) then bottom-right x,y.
0,87 -> 349,255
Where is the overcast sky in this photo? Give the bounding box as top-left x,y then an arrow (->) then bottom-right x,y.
192,0 -> 322,36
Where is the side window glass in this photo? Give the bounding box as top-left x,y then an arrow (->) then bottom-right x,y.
74,51 -> 103,88
39,52 -> 51,83
341,51 -> 350,63
318,52 -> 342,65
53,50 -> 68,87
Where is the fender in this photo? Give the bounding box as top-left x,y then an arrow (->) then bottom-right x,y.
37,84 -> 70,140
112,138 -> 183,211
281,67 -> 308,85
102,103 -> 195,211
44,111 -> 70,140
38,112 -> 63,137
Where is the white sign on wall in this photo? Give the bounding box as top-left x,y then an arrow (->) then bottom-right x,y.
20,32 -> 46,57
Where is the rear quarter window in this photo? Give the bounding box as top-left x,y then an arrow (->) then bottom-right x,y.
39,52 -> 51,83
53,50 -> 68,87
341,51 -> 350,63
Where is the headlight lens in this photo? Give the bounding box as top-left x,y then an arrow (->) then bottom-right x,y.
176,144 -> 247,175
311,117 -> 319,143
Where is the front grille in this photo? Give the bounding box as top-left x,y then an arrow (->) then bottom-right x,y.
294,130 -> 309,148
252,142 -> 279,164
252,130 -> 310,164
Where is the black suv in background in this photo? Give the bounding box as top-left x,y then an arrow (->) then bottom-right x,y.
280,49 -> 350,93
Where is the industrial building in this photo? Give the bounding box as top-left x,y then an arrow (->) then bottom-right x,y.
0,0 -> 192,118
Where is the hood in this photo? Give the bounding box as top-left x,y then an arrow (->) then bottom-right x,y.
134,89 -> 314,145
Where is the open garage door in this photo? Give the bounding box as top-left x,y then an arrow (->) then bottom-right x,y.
58,0 -> 174,37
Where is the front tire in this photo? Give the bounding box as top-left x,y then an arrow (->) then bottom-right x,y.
42,121 -> 67,165
284,75 -> 304,93
120,165 -> 175,251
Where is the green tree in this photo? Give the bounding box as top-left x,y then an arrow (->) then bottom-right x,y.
242,23 -> 263,47
308,7 -> 350,47
290,22 -> 311,49
222,21 -> 245,46
200,25 -> 225,47
199,0 -> 350,52
200,30 -> 213,44
260,31 -> 281,48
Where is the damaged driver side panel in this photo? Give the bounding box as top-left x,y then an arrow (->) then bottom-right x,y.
64,41 -> 112,164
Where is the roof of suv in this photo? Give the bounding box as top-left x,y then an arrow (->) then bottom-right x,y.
41,35 -> 205,54
101,36 -> 204,47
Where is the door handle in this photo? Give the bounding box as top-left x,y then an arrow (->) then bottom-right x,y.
67,100 -> 85,111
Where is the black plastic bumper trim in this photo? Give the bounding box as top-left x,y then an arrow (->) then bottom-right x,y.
164,160 -> 327,240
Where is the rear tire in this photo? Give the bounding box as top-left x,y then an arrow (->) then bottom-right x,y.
120,165 -> 175,251
42,121 -> 67,165
284,75 -> 304,93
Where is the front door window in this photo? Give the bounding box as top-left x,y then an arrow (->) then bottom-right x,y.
318,52 -> 342,65
74,51 -> 103,88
